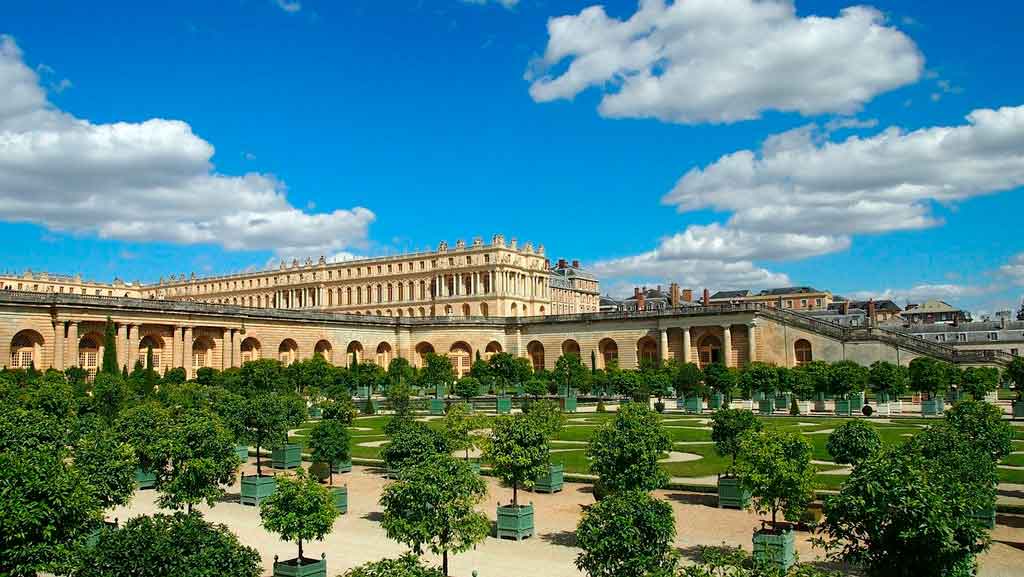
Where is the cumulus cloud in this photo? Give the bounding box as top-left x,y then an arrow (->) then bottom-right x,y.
998,253 -> 1024,286
0,35 -> 373,257
847,283 -> 994,304
527,0 -> 922,124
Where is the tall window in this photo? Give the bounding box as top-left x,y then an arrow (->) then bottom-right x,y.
794,339 -> 813,365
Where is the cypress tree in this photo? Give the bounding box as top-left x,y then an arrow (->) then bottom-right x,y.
146,345 -> 154,370
101,316 -> 118,374
122,364 -> 129,379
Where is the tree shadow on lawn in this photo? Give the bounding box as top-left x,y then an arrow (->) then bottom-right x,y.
362,511 -> 384,523
218,491 -> 242,503
675,544 -> 705,563
664,491 -> 718,508
540,530 -> 577,548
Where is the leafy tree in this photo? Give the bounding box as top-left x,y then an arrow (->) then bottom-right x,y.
826,420 -> 881,465
646,370 -> 673,403
115,402 -> 173,474
421,353 -> 455,397
671,361 -> 704,398
797,360 -> 832,399
386,380 -> 413,419
77,512 -> 261,577
162,367 -> 186,385
91,372 -> 129,423
74,427 -> 137,511
238,358 -> 290,395
444,402 -> 482,461
828,361 -> 868,400
290,353 -> 335,394
524,398 -> 565,438
260,468 -> 339,562
341,554 -> 443,577
740,362 -> 779,397
387,356 -> 417,391
710,408 -> 763,474
587,402 -> 671,493
788,365 -> 816,401
484,414 -> 549,507
453,376 -> 480,402
736,430 -> 815,527
868,361 -> 908,400
195,366 -> 219,386
487,352 -> 524,395
320,397 -> 358,425
678,545 -> 841,577
308,418 -> 351,485
381,420 -> 450,473
101,317 -> 118,375
379,454 -> 489,576
703,362 -> 736,396
908,357 -> 950,400
1006,357 -> 1024,399
959,366 -> 1000,401
157,409 -> 241,513
523,376 -> 548,400
243,393 -> 306,477
944,399 -> 1013,461
553,353 -> 589,395
575,490 -> 678,577
26,375 -> 76,420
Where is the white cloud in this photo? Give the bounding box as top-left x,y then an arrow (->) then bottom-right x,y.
998,254 -> 1024,286
0,35 -> 374,257
527,0 -> 922,124
847,283 -> 994,306
591,252 -> 791,291
462,0 -> 519,8
275,0 -> 301,13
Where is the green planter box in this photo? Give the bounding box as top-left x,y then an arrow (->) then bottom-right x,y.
534,463 -> 564,493
675,397 -> 686,410
307,406 -> 322,418
240,474 -> 277,506
708,392 -> 724,410
468,459 -> 481,475
272,444 -> 302,470
752,528 -> 796,571
972,505 -> 996,529
717,476 -> 750,509
331,459 -> 352,474
758,399 -> 774,415
853,391 -> 866,410
560,396 -> 577,413
235,445 -> 250,463
273,554 -> 326,577
753,391 -> 765,402
496,397 -> 512,414
834,399 -> 852,416
330,486 -> 348,515
922,397 -> 944,417
357,385 -> 371,399
1014,400 -> 1024,418
685,396 -> 704,414
814,392 -> 826,412
134,467 -> 156,490
773,394 -> 790,412
496,503 -> 534,541
430,398 -> 446,415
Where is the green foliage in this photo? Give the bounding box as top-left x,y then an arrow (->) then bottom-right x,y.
238,358 -> 291,395
828,361 -> 868,399
381,420 -> 450,473
797,361 -> 832,397
523,376 -> 548,399
453,376 -> 480,401
587,402 -> 671,493
574,490 -> 678,577
91,372 -> 129,423
671,361 -> 704,397
826,420 -> 881,465
553,353 -> 589,395
820,428 -> 993,577
487,352 -> 531,395
736,430 -> 815,527
421,353 -> 456,395
444,402 -> 483,460
868,361 -> 908,398
114,402 -> 173,472
741,362 -> 780,395
596,400 -> 607,413
242,393 -> 306,476
309,418 -> 351,485
260,468 -> 339,561
646,370 -> 673,401
524,398 -> 565,438
78,512 -> 261,577
379,454 -> 489,576
484,414 -> 549,506
678,545 -> 841,577
0,406 -> 70,451
157,410 -> 241,512
101,317 -> 118,375
162,367 -> 186,385
711,408 -> 763,473
387,357 -> 417,389
908,357 -> 950,398
959,366 -> 1000,400
944,399 -> 1013,461
289,353 -> 335,393
341,554 -> 443,577
362,394 -> 378,415
386,379 -> 413,419
74,427 -> 137,510
321,397 -> 358,425
1005,357 -> 1024,398
26,374 -> 76,420
195,366 -> 218,386
703,362 -> 737,395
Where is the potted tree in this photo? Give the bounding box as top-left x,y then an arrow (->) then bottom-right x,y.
114,402 -> 172,490
868,361 -> 907,416
826,420 -> 881,466
773,367 -> 793,413
795,361 -> 831,413
909,357 -> 949,417
736,430 -> 815,572
741,363 -> 778,416
380,420 -> 450,479
212,389 -> 252,463
946,400 -> 1014,528
960,366 -> 1000,404
553,353 -> 587,413
260,468 -> 339,577
308,418 -> 351,514
1006,357 -> 1024,418
452,376 -> 480,411
271,395 -> 307,470
525,399 -> 566,493
444,402 -> 483,474
484,414 -> 549,541
574,489 -> 679,577
710,408 -> 762,509
421,353 -> 454,416
788,366 -> 814,415
487,352 -> 519,413
379,454 -> 489,576
829,361 -> 867,416
671,361 -> 702,411
156,409 -> 241,514
586,402 -> 671,498
240,393 -> 304,505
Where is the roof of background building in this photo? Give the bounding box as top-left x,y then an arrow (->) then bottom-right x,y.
905,299 -> 962,314
757,286 -> 823,296
549,264 -> 597,282
710,289 -> 751,299
829,299 -> 902,312
623,286 -> 670,302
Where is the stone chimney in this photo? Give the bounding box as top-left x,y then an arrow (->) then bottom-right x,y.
572,259 -> 580,268
702,288 -> 710,306
636,287 -> 646,311
867,299 -> 876,326
682,288 -> 693,302
840,301 -> 849,315
557,259 -> 567,269
670,283 -> 680,307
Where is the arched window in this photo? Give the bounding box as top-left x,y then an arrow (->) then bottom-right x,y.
376,342 -> 393,366
561,339 -> 581,357
314,340 -> 333,363
192,336 -> 215,369
278,339 -> 298,365
414,342 -> 434,368
10,330 -> 43,369
794,339 -> 813,365
346,341 -> 364,365
346,287 -> 352,305
637,336 -> 659,365
480,302 -> 489,317
485,341 -> 502,360
598,338 -> 618,368
138,335 -> 164,371
462,303 -> 471,317
240,337 -> 261,364
387,284 -> 393,302
527,340 -> 545,371
697,335 -> 722,368
78,334 -> 101,371
450,342 -> 472,377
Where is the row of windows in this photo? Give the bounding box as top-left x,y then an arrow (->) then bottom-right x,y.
922,332 -> 1017,342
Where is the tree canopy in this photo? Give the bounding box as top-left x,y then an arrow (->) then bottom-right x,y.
710,408 -> 763,473
587,402 -> 671,493
736,430 -> 815,527
260,468 -> 339,562
574,490 -> 678,577
826,420 -> 881,465
484,414 -> 549,507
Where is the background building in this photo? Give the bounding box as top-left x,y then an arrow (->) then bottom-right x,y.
708,286 -> 833,311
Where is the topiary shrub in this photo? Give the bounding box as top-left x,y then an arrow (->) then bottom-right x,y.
596,401 -> 607,413
653,401 -> 665,413
827,420 -> 881,465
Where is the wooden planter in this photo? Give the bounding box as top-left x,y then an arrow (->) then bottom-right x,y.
430,398 -> 446,416
921,397 -> 944,417
758,399 -> 774,415
834,399 -> 852,416
752,527 -> 795,571
273,554 -> 326,577
272,444 -> 302,470
235,445 -> 250,463
1012,400 -> 1024,418
708,392 -> 724,410
559,396 -> 578,413
307,406 -> 322,418
533,463 -> 564,493
331,459 -> 352,474
685,396 -> 704,414
330,486 -> 348,515
717,476 -> 750,509
496,396 -> 512,414
240,474 -> 277,506
134,467 -> 156,490
675,397 -> 686,410
496,503 -> 534,541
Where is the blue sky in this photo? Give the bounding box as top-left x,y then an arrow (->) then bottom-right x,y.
1,0 -> 1022,315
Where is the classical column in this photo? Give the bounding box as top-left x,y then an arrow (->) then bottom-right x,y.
747,322 -> 757,365
128,324 -> 139,368
116,323 -> 128,371
173,326 -> 183,369
722,324 -> 732,367
52,320 -> 64,371
183,326 -> 194,379
222,328 -> 230,370
233,329 -> 243,367
68,321 -> 79,368
682,327 -> 692,364
659,328 -> 669,363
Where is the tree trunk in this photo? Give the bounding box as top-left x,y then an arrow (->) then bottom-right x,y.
329,468 -> 334,487
443,550 -> 449,576
256,442 -> 262,477
298,538 -> 303,561
512,479 -> 518,507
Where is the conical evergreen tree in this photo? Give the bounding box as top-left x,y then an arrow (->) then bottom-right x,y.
101,316 -> 118,374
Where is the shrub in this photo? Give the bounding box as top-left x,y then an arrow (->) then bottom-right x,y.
341,554 -> 443,577
596,401 -> 607,413
575,490 -> 677,577
587,402 -> 671,493
736,430 -> 815,528
826,420 -> 881,465
260,469 -> 338,563
710,408 -> 762,475
654,401 -> 665,413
